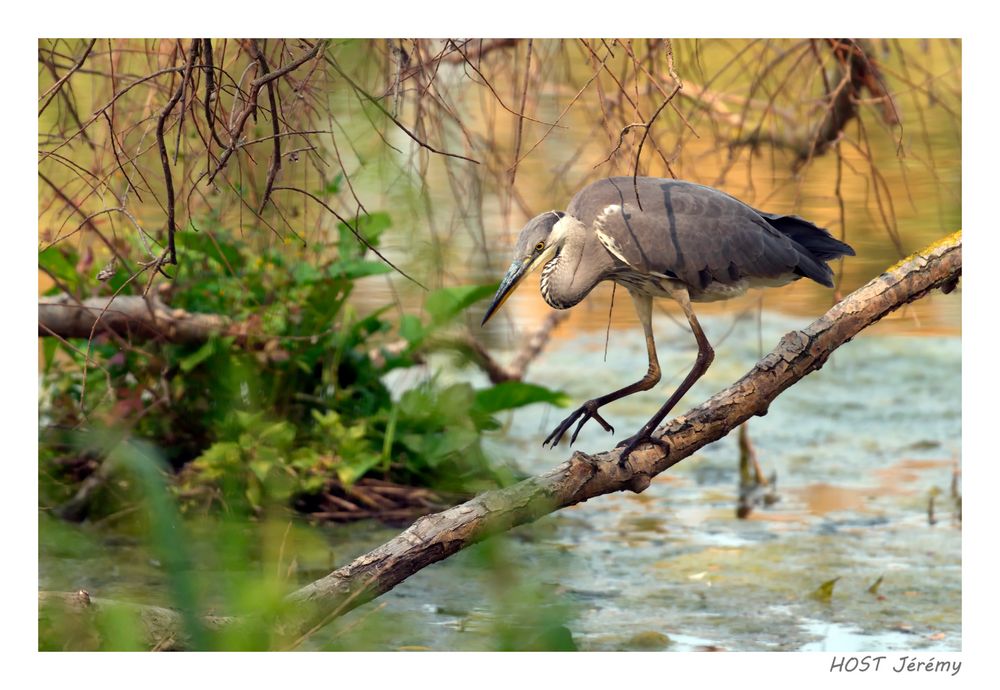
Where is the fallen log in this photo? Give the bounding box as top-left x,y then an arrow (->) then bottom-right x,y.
38,294 -> 231,344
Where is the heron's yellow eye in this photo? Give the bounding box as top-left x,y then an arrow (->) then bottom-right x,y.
534,241 -> 545,252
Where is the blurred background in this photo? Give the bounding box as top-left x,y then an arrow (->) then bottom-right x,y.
38,38 -> 960,651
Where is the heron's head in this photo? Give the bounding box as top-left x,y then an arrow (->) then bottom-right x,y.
481,211 -> 566,326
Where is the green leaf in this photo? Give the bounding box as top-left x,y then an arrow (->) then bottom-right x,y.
113,442 -> 207,648
179,338 -> 217,372
398,432 -> 426,455
175,231 -> 244,270
399,315 -> 424,344
290,447 -> 321,470
356,212 -> 392,240
42,338 -> 59,369
338,212 -> 391,258
336,453 -> 382,486
322,173 -> 343,195
429,427 -> 480,462
474,382 -> 569,415
105,268 -> 130,294
258,421 -> 296,449
246,479 -> 261,510
436,383 -> 476,419
179,339 -> 216,373
292,262 -> 323,285
425,284 -> 497,325
327,259 -> 392,280
39,246 -> 79,292
249,459 -> 273,483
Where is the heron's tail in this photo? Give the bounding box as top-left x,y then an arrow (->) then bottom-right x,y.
757,211 -> 855,288
758,212 -> 856,261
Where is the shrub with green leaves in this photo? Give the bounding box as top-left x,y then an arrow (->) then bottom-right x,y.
39,210 -> 566,518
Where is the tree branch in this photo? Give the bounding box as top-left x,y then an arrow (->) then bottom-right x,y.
445,311 -> 570,383
207,40 -> 325,185
39,296 -> 569,385
39,231 -> 961,648
38,294 -> 232,344
156,40 -> 201,265
284,231 -> 962,630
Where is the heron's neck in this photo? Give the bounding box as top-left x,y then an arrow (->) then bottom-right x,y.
540,216 -> 590,309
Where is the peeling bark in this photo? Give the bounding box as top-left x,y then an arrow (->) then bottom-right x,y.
39,231 -> 962,648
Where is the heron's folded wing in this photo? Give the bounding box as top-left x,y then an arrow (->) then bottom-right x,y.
569,177 -> 809,288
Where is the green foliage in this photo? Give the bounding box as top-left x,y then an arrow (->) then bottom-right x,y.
39,211 -> 565,519
425,284 -> 498,326
39,245 -> 81,293
395,283 -> 500,349
474,381 -> 570,415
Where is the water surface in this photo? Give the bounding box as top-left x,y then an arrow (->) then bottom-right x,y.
40,310 -> 961,651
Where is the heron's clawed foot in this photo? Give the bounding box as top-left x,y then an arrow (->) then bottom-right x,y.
543,400 -> 614,448
615,429 -> 670,466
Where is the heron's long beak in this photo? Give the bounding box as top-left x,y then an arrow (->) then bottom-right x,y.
481,258 -> 530,326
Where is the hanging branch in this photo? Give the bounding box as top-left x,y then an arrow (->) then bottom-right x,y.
207,39 -> 325,185
201,38 -> 227,149
247,40 -> 283,213
156,40 -> 201,266
631,39 -> 682,208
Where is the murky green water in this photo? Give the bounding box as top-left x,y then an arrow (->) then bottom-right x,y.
39,307 -> 961,651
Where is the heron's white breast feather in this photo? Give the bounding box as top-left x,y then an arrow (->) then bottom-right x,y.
595,227 -> 634,268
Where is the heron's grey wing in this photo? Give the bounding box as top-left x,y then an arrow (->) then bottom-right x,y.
567,177 -> 830,288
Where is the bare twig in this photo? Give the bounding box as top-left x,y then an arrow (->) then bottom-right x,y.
201,38 -> 226,149
324,54 -> 480,165
632,40 -> 682,207
208,40 -> 325,184
39,39 -> 97,116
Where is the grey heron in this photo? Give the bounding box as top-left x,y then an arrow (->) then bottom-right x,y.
481,176 -> 855,463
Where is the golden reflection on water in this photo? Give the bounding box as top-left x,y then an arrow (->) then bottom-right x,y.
762,457 -> 955,519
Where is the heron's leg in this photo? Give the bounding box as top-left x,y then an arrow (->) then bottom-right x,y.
544,291 -> 662,448
617,287 -> 715,465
